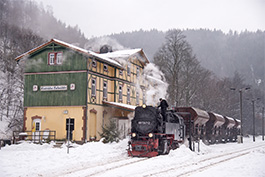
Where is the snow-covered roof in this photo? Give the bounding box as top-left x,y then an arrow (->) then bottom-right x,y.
102,100 -> 136,111
97,49 -> 142,59
52,39 -> 89,54
89,51 -> 123,68
15,39 -> 90,61
15,39 -> 148,69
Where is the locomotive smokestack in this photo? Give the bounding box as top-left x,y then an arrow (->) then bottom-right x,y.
99,44 -> 113,53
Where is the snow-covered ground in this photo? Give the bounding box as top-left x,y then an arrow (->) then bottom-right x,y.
0,137 -> 265,177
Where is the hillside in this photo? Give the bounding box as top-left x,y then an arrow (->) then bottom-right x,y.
108,29 -> 265,86
0,0 -> 88,47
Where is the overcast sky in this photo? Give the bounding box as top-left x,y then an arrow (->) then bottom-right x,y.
35,0 -> 265,38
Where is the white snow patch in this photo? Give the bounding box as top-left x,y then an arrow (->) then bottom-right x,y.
0,137 -> 265,177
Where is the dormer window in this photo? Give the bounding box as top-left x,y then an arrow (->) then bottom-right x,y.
48,52 -> 63,65
92,60 -> 97,68
103,64 -> 108,72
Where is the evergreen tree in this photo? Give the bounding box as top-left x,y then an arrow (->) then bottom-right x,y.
100,119 -> 120,143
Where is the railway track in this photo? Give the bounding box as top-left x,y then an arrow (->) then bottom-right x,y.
56,155 -> 148,177
144,143 -> 265,177
53,142 -> 265,177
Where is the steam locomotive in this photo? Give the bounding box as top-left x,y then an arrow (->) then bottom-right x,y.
128,105 -> 240,157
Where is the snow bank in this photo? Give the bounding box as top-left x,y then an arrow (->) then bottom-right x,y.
0,137 -> 265,177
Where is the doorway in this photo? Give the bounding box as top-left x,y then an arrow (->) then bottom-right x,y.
33,119 -> 41,142
66,118 -> 75,140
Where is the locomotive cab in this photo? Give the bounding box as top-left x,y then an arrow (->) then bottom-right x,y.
165,111 -> 185,142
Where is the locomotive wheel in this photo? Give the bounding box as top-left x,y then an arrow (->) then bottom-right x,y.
203,138 -> 210,145
210,136 -> 216,144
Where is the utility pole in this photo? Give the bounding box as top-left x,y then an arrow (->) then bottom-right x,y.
252,100 -> 255,142
231,87 -> 250,143
67,118 -> 70,154
239,90 -> 243,143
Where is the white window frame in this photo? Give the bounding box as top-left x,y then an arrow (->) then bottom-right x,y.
48,53 -> 55,65
91,78 -> 96,97
56,52 -> 63,65
103,64 -> 108,72
103,81 -> 107,100
119,85 -> 123,102
92,59 -> 97,68
127,87 -> 130,104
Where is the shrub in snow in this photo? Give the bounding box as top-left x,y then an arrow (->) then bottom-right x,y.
100,119 -> 120,143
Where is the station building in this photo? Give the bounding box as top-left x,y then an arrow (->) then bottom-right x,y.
15,39 -> 149,142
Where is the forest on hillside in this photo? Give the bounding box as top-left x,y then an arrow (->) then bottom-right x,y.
0,0 -> 264,138
108,29 -> 265,88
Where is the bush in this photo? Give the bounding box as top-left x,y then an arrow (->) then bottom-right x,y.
100,119 -> 120,143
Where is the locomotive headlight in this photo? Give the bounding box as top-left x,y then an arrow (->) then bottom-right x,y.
148,133 -> 153,138
142,104 -> 146,108
132,133 -> 136,137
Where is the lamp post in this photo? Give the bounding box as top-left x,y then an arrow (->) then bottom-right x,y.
262,107 -> 264,141
231,87 -> 250,143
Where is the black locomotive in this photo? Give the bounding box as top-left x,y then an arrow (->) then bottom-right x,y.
128,105 -> 240,157
128,105 -> 185,157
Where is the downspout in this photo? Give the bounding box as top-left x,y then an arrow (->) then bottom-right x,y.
114,68 -> 117,102
84,57 -> 89,143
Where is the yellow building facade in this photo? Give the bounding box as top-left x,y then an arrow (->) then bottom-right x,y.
16,39 -> 149,142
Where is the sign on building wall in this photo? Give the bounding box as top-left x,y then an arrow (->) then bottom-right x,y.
40,85 -> 68,91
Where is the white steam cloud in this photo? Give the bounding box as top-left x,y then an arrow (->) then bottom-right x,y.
142,63 -> 168,106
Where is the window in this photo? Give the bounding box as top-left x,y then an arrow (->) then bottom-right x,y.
92,60 -> 97,68
56,52 -> 63,64
48,53 -> 55,65
142,89 -> 146,104
35,122 -> 40,131
127,87 -> 130,104
48,52 -> 63,65
91,78 -> 96,97
136,91 -> 139,105
103,64 -> 108,72
136,66 -> 140,77
103,81 -> 107,100
127,64 -> 131,76
119,85 -> 123,102
119,69 -> 123,76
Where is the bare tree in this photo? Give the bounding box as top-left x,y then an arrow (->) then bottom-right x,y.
154,29 -> 210,107
0,21 -> 44,137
